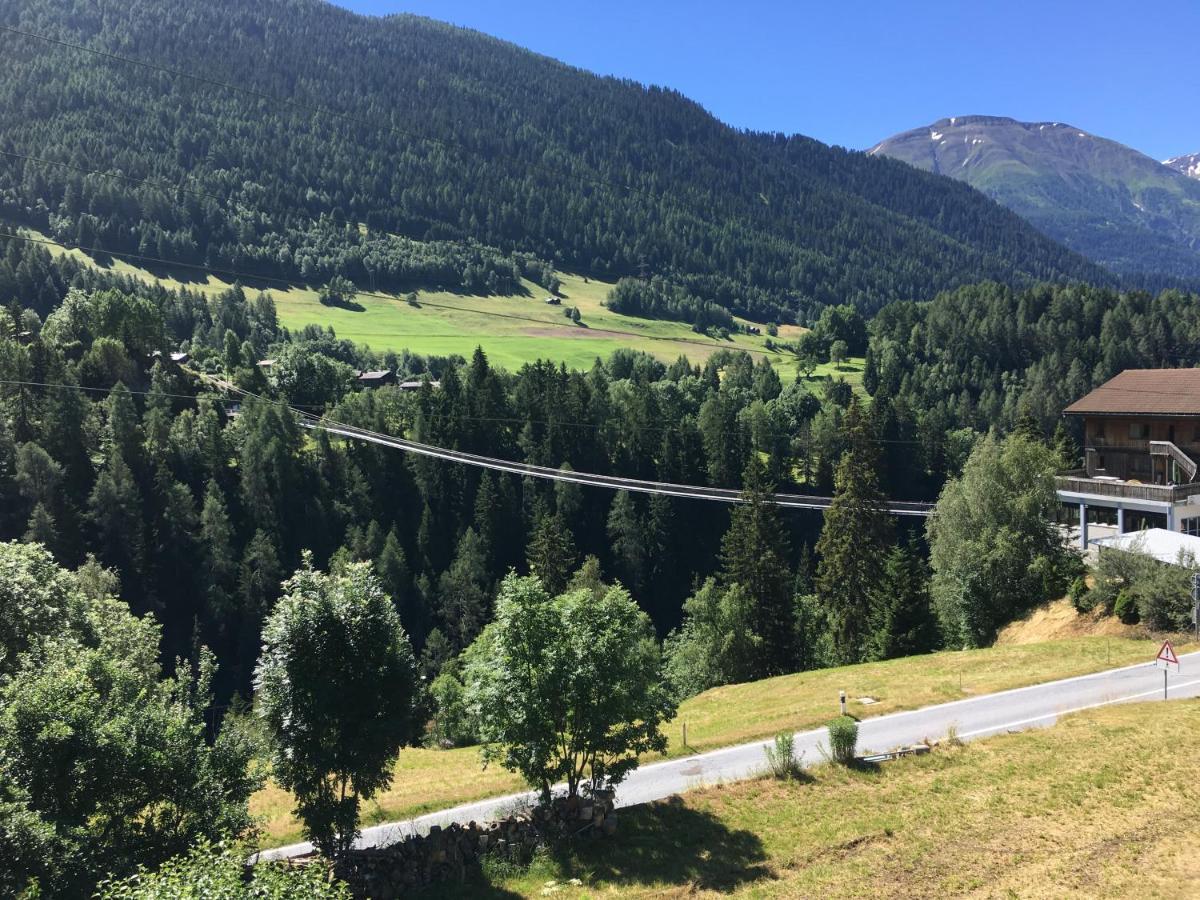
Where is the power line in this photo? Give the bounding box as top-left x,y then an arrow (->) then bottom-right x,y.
0,375 -> 934,514
0,229 -> 788,358
0,376 -> 930,446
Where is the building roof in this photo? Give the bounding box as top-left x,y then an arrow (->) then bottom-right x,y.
1064,368 -> 1200,417
1092,528 -> 1200,565
357,370 -> 395,384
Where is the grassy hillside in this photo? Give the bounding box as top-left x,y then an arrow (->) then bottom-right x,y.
269,271 -> 806,374
0,0 -> 1110,328
468,699 -> 1200,897
250,635 -> 1178,847
27,225 -> 824,375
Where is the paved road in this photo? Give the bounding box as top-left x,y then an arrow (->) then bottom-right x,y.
257,651 -> 1200,861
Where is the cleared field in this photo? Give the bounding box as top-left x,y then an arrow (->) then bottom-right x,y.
269,271 -> 801,376
250,635 -> 1178,847
474,699 -> 1200,898
26,228 -> 812,377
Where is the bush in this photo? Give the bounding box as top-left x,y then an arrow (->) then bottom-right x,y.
827,716 -> 858,765
763,732 -> 803,780
1068,575 -> 1092,613
428,665 -> 477,748
98,839 -> 350,898
1114,589 -> 1140,624
663,580 -> 762,699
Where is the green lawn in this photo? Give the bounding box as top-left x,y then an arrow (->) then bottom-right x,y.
250,635 -> 1177,847
268,270 -> 804,376
462,699 -> 1200,898
28,227 -> 813,377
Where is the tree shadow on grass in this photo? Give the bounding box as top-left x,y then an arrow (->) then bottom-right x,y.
416,796 -> 771,898
547,796 -> 771,893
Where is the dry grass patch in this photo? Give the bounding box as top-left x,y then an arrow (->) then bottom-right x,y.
664,636 -> 1174,754
251,636 -> 1178,848
480,700 -> 1200,898
250,745 -> 526,848
996,597 -> 1151,645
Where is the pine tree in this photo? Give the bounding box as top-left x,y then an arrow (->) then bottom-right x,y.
105,382 -> 142,466
815,400 -> 894,664
1052,420 -> 1079,470
645,493 -> 680,629
0,416 -> 18,535
199,480 -> 237,616
526,508 -> 578,596
472,471 -> 501,569
377,527 -> 421,639
869,540 -> 939,660
606,491 -> 647,596
88,449 -> 145,600
719,457 -> 794,677
23,501 -> 58,552
437,527 -> 491,650
239,528 -> 282,617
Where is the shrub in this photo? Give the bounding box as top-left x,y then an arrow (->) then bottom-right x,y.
97,839 -> 350,899
763,732 -> 803,780
827,716 -> 858,765
428,665 -> 477,748
1114,588 -> 1140,624
1068,575 -> 1092,613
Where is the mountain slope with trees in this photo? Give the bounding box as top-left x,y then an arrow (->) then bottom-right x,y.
0,0 -> 1109,325
871,116 -> 1200,282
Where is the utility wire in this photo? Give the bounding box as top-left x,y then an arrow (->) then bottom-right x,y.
0,377 -> 931,446
0,376 -> 935,513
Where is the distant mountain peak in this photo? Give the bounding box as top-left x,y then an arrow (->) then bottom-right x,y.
871,116 -> 1200,281
1165,153 -> 1200,180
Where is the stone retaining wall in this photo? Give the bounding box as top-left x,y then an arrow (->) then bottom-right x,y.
332,791 -> 617,898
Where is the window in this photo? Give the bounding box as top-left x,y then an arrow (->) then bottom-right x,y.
1129,422 -> 1150,440
1184,517 -> 1200,537
1092,420 -> 1106,438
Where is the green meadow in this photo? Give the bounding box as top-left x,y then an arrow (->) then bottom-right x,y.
28,229 -> 854,379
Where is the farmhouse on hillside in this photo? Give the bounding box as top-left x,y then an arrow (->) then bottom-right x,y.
1056,369 -> 1200,547
357,369 -> 397,388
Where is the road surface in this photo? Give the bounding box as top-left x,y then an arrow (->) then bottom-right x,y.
257,651 -> 1200,861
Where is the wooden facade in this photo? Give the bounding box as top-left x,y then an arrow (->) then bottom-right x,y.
1080,415 -> 1200,484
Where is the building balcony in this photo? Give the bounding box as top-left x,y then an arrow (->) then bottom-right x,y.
1055,470 -> 1200,504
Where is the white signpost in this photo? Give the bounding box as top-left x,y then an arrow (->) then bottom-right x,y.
1155,639 -> 1180,698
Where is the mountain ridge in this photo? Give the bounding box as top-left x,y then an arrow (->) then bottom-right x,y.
870,115 -> 1200,281
1165,153 -> 1200,180
0,0 -> 1110,325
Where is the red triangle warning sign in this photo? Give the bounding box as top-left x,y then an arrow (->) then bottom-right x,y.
1156,640 -> 1180,667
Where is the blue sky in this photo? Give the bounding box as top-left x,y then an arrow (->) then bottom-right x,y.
332,0 -> 1198,161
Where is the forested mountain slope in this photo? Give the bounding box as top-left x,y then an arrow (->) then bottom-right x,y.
0,0 -> 1108,324
872,116 -> 1200,282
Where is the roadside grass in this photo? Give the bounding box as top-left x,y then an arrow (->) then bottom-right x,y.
250,635 -> 1179,847
25,225 -> 805,377
459,699 -> 1200,898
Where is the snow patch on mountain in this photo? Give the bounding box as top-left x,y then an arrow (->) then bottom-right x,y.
1165,153 -> 1200,180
